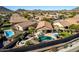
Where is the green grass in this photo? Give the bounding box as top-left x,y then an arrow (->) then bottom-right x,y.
59,31 -> 72,38
1,27 -> 11,30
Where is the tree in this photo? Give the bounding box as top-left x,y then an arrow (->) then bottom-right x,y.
0,15 -> 4,26
42,17 -> 54,23
69,12 -> 76,18
69,24 -> 79,31
5,13 -> 12,20
59,32 -> 71,38
59,15 -> 66,19
42,17 -> 50,22
22,12 -> 31,20
28,26 -> 35,35
0,15 -> 3,19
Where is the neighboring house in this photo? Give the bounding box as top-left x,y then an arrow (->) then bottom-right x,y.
53,15 -> 79,30
35,15 -> 44,21
13,20 -> 36,31
36,21 -> 53,33
66,15 -> 79,25
9,13 -> 27,24
53,20 -> 71,30
10,13 -> 36,31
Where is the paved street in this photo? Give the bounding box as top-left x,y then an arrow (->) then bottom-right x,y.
58,42 -> 79,52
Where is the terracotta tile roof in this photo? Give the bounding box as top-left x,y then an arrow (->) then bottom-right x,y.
59,20 -> 71,26
17,20 -> 36,29
36,21 -> 53,30
10,13 -> 27,23
66,15 -> 79,25
54,20 -> 71,27
54,15 -> 79,27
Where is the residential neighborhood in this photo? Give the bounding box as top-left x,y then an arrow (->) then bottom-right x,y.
0,6 -> 79,52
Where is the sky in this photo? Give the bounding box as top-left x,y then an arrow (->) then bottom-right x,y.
5,6 -> 77,11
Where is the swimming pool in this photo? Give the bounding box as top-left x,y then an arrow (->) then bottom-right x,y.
38,36 -> 54,41
4,30 -> 14,38
52,33 -> 59,37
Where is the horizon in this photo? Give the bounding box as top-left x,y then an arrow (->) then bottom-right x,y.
4,6 -> 77,11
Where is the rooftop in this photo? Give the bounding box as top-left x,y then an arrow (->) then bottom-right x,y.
10,13 -> 27,23
36,21 -> 53,30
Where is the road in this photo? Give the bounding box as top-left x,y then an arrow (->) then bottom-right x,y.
58,41 -> 79,52
0,33 -> 79,52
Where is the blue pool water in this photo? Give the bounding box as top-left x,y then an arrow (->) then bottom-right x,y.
4,30 -> 14,38
39,36 -> 54,41
52,33 -> 59,37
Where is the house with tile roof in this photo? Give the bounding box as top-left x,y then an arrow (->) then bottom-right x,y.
13,20 -> 36,31
10,13 -> 36,31
53,20 -> 71,30
10,13 -> 27,24
36,21 -> 53,33
53,15 -> 79,30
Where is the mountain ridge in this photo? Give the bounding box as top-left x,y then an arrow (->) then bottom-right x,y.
0,6 -> 13,13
